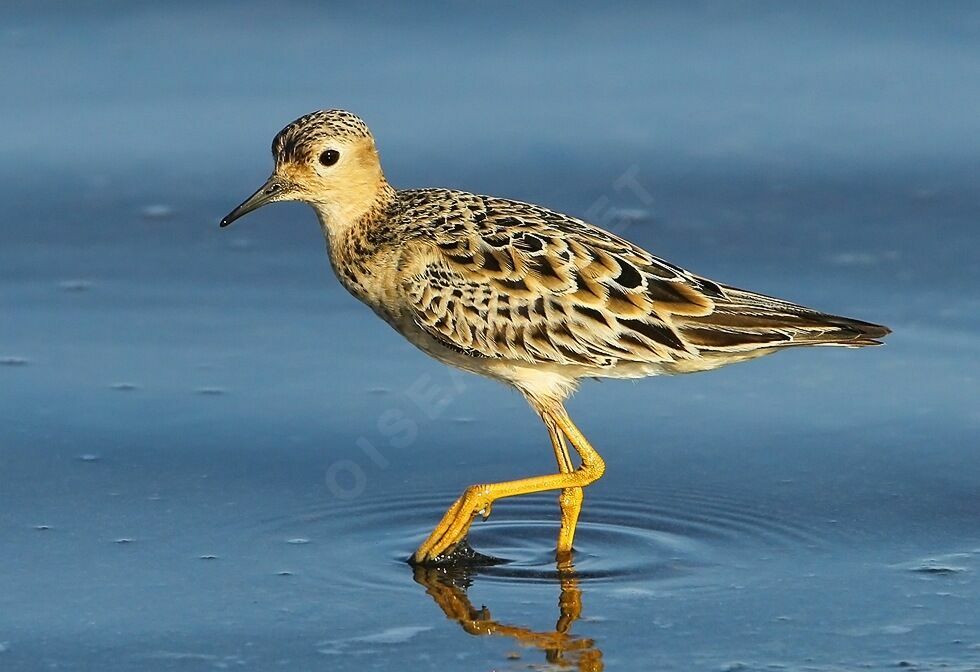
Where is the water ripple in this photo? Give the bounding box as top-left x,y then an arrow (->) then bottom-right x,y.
244,484 -> 832,589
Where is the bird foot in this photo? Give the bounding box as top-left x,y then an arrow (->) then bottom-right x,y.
412,485 -> 495,563
408,537 -> 502,567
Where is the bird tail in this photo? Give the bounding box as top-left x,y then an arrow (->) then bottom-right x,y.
675,285 -> 891,352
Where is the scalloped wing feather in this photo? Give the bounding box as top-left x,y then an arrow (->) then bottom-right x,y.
396,190 -> 889,371
400,192 -> 729,369
397,191 -> 890,371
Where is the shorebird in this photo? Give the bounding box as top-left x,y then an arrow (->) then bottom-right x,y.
220,109 -> 890,565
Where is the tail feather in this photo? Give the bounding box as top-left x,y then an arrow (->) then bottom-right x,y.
676,285 -> 891,352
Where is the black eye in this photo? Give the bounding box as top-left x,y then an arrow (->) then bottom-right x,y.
319,149 -> 340,166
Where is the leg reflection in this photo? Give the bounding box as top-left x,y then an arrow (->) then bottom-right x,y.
411,558 -> 603,671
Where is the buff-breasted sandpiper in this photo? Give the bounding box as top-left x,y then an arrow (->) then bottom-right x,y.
220,109 -> 890,565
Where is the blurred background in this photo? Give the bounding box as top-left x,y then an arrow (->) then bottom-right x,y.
2,2 -> 978,670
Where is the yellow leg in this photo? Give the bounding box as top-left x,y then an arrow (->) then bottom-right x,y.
546,416 -> 584,557
412,405 -> 605,564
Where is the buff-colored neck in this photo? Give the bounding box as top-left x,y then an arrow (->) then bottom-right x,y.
310,176 -> 397,263
312,177 -> 397,245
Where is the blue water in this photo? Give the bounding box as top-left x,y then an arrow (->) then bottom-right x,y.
2,2 -> 979,670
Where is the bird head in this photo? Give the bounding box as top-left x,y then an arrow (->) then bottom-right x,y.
220,109 -> 387,231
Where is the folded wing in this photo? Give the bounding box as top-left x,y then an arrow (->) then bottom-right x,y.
400,191 -> 888,369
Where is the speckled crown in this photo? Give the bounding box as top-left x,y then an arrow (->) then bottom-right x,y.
272,109 -> 372,163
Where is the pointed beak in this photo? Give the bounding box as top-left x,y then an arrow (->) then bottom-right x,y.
219,175 -> 292,228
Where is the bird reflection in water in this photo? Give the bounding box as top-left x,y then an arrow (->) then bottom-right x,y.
412,557 -> 603,671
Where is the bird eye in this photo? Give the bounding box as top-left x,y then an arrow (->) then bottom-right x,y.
319,149 -> 340,166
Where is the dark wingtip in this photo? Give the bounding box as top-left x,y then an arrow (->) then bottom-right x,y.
824,316 -> 891,342
854,321 -> 891,341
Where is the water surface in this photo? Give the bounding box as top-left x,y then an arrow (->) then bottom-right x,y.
2,2 -> 979,670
